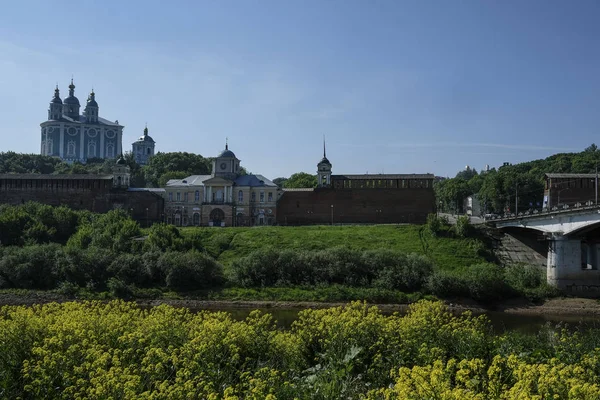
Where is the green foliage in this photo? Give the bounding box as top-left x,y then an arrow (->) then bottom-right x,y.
283,172 -> 318,188
437,144 -> 600,214
0,244 -> 62,289
230,247 -> 433,291
66,209 -> 141,252
142,152 -> 211,187
425,213 -> 448,236
455,214 -> 472,237
143,223 -> 183,251
157,251 -> 224,291
0,203 -> 81,246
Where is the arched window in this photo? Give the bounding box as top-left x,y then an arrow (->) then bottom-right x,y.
193,213 -> 200,225
43,139 -> 54,156
147,148 -> 151,155
238,190 -> 243,202
67,141 -> 76,157
106,143 -> 114,158
195,190 -> 200,201
88,141 -> 96,157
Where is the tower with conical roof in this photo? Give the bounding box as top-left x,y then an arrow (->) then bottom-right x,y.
84,89 -> 99,123
62,79 -> 80,119
317,136 -> 332,187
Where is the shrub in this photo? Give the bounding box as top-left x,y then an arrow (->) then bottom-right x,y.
231,248 -> 435,290
426,213 -> 442,235
107,277 -> 134,299
0,244 -> 62,289
108,253 -> 152,287
144,223 -> 183,251
504,264 -> 544,290
426,270 -> 470,298
371,251 -> 434,291
56,281 -> 80,297
159,251 -> 224,291
455,215 -> 472,238
467,263 -> 513,303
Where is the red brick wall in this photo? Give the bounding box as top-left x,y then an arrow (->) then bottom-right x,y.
0,178 -> 164,227
276,188 -> 435,225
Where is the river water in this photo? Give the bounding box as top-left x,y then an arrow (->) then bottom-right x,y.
193,306 -> 600,334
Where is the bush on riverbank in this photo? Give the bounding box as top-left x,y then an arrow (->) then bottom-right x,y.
0,242 -> 554,304
230,247 -> 434,291
2,300 -> 600,399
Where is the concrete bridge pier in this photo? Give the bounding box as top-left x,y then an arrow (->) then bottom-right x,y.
547,234 -> 600,294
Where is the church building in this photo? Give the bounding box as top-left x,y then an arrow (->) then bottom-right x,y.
40,80 -> 124,162
164,142 -> 280,226
131,125 -> 156,165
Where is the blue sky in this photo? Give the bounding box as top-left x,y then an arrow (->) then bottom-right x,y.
1,0 -> 599,179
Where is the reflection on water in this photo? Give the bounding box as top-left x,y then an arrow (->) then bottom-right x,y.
183,306 -> 600,334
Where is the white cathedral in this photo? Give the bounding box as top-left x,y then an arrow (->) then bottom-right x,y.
40,80 -> 124,162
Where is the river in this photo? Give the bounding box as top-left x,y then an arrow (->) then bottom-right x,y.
189,306 -> 600,334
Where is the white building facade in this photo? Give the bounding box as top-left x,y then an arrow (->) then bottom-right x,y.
164,143 -> 280,226
40,80 -> 123,162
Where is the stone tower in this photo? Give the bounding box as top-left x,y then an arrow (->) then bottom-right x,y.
113,154 -> 131,188
131,125 -> 156,165
48,86 -> 62,121
317,138 -> 332,187
84,90 -> 99,123
62,79 -> 80,119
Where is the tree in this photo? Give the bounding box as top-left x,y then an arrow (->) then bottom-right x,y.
283,172 -> 317,188
272,177 -> 288,188
142,152 -> 211,187
585,143 -> 598,153
435,178 -> 471,213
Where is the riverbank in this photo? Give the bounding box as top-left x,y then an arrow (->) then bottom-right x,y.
1,290 -> 599,317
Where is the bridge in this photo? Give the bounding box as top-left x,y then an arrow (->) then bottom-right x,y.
490,202 -> 600,294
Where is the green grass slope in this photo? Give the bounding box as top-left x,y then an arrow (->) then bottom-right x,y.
179,225 -> 489,270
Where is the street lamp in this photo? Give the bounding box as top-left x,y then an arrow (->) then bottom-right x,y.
145,207 -> 149,228
330,204 -> 334,225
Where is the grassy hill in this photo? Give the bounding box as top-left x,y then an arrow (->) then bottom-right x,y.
178,225 -> 490,271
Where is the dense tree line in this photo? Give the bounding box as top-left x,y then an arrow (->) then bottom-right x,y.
0,151 -> 213,188
436,144 -> 600,214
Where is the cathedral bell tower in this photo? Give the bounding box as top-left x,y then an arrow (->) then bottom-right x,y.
317,137 -> 332,187
63,79 -> 80,119
48,86 -> 63,120
84,89 -> 99,123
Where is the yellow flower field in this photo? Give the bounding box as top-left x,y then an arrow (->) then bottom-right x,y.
1,300 -> 599,399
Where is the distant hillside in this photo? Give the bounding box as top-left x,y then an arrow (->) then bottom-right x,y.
435,144 -> 600,214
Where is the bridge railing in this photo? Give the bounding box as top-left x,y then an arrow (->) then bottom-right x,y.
485,200 -> 600,222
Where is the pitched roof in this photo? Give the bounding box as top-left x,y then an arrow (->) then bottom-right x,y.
42,115 -> 122,127
127,188 -> 165,192
332,173 -> 434,180
234,174 -> 277,187
166,175 -> 212,187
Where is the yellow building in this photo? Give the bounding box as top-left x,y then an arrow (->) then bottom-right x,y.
164,143 -> 280,226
